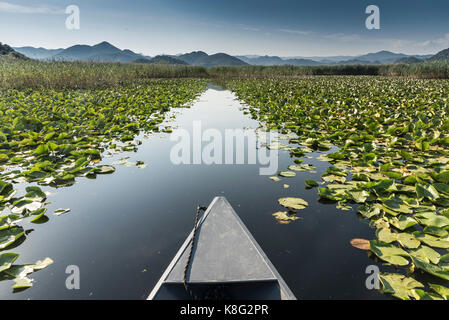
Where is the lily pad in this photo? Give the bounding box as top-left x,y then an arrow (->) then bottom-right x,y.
54,208 -> 70,216
278,197 -> 308,210
0,227 -> 25,250
95,165 -> 115,174
350,238 -> 370,250
369,240 -> 410,266
305,180 -> 319,188
429,284 -> 449,300
272,211 -> 301,224
279,171 -> 296,178
0,252 -> 19,272
379,273 -> 424,300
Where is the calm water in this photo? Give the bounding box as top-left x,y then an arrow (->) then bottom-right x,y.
0,85 -> 388,300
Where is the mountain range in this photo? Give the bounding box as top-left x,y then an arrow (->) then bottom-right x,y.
176,51 -> 248,68
10,41 -> 449,67
135,55 -> 188,65
237,51 -> 434,66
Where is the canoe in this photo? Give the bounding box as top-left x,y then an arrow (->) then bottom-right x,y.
148,196 -> 296,300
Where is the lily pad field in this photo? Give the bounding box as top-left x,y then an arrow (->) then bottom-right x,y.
0,76 -> 208,291
1,60 -> 449,300
222,76 -> 449,300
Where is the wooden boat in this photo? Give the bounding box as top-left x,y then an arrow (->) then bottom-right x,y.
148,196 -> 296,300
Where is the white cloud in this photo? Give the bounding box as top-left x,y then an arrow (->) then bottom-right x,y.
434,33 -> 449,46
324,33 -> 361,42
279,29 -> 313,36
0,1 -> 63,14
383,33 -> 449,54
279,29 -> 360,42
241,26 -> 260,32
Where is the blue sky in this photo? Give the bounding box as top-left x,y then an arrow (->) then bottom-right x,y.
1,0 -> 448,56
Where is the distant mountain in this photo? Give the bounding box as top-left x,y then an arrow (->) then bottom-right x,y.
177,51 -> 248,67
135,55 -> 188,65
177,51 -> 209,65
134,58 -> 151,63
238,51 -> 434,66
236,55 -> 285,65
14,46 -> 63,60
52,41 -> 145,62
0,42 -> 28,60
356,51 -> 407,64
334,59 -> 373,65
430,48 -> 449,61
9,42 -> 444,66
237,55 -> 319,66
395,56 -> 423,64
283,55 -> 356,63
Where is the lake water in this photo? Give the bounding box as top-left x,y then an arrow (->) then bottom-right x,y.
0,85 -> 388,299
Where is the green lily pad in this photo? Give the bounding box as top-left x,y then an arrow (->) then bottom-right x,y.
272,211 -> 301,224
410,245 -> 441,264
11,199 -> 42,215
54,208 -> 70,216
279,171 -> 296,178
278,197 -> 309,210
416,184 -> 439,201
322,174 -> 346,183
413,232 -> 449,249
436,171 -> 449,184
429,283 -> 449,300
415,211 -> 449,228
12,277 -> 33,289
0,252 -> 19,272
379,273 -> 424,300
423,226 -> 449,237
369,240 -> 410,266
388,215 -> 418,231
0,227 -> 25,250
25,186 -> 47,201
95,165 -> 115,174
0,180 -> 13,196
348,190 -> 370,203
30,208 -> 47,223
411,256 -> 449,280
305,180 -> 319,188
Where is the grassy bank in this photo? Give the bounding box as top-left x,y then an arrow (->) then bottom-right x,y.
1,59 -> 449,90
209,60 -> 449,79
0,59 -> 208,90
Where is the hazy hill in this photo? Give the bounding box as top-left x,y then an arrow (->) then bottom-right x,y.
14,46 -> 63,60
238,51 -> 434,65
395,56 -> 423,64
356,51 -> 407,64
52,41 -> 145,62
237,55 -> 319,66
0,42 -> 28,60
176,51 -> 209,65
430,48 -> 449,61
135,55 -> 188,65
177,51 -> 248,67
9,41 -> 443,66
335,59 -> 374,65
284,58 -> 320,66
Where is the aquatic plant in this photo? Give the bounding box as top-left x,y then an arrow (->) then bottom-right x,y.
223,76 -> 449,300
